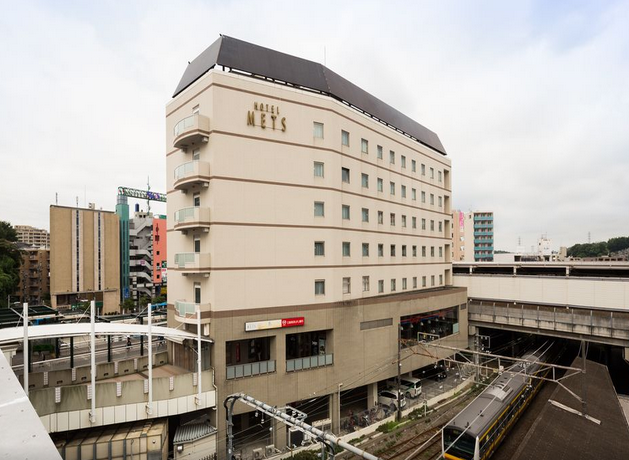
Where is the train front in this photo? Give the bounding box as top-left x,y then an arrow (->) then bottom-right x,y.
443,425 -> 479,460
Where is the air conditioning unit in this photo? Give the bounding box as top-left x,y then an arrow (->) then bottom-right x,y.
289,428 -> 304,448
265,445 -> 276,457
252,448 -> 264,459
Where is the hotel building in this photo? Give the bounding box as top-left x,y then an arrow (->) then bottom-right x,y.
166,36 -> 467,454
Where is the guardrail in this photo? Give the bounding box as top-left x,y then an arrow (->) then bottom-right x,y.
286,354 -> 333,372
226,360 -> 276,380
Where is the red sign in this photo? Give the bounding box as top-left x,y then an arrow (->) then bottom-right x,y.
281,317 -> 305,328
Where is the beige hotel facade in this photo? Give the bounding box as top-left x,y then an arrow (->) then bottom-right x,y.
166,36 -> 467,454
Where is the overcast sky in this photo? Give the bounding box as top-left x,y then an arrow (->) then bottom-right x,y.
1,0 -> 628,252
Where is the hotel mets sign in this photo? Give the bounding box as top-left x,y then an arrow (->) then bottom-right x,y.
247,102 -> 287,132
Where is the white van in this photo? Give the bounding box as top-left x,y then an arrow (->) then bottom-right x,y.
386,376 -> 422,399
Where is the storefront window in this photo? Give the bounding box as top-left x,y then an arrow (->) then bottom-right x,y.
226,337 -> 272,365
400,306 -> 459,347
286,330 -> 328,360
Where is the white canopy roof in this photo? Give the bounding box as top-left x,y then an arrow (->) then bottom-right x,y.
0,323 -> 213,345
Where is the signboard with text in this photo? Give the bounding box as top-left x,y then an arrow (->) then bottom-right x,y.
245,317 -> 304,332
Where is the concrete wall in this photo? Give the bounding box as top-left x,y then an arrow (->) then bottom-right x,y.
455,274 -> 629,311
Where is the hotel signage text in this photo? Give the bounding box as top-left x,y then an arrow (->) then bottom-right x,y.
245,316 -> 304,332
247,102 -> 286,131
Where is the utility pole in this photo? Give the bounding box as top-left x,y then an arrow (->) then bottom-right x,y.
397,322 -> 402,422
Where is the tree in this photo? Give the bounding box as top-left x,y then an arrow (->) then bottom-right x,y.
0,221 -> 21,308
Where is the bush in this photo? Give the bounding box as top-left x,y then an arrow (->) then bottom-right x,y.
376,421 -> 401,433
291,451 -> 320,460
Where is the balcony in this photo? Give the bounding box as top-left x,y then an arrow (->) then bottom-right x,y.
174,207 -> 210,233
174,252 -> 211,275
474,231 -> 493,237
474,215 -> 493,221
286,354 -> 334,372
226,360 -> 276,380
173,114 -> 210,150
174,160 -> 210,192
474,224 -> 493,229
175,301 -> 212,324
474,239 -> 494,245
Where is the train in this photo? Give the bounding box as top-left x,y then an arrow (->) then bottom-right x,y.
442,343 -> 552,460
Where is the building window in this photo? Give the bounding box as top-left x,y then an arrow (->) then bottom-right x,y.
362,208 -> 369,222
438,221 -> 443,232
314,201 -> 325,217
430,167 -> 434,179
412,160 -> 416,172
343,277 -> 351,294
378,279 -> 384,293
430,220 -> 435,231
439,247 -> 443,258
390,213 -> 395,226
413,277 -> 418,288
439,274 -> 443,285
378,211 -> 384,224
412,245 -> 417,257
342,130 -> 349,146
391,279 -> 396,291
390,182 -> 395,195
430,194 -> 434,205
361,173 -> 369,188
377,145 -> 383,159
342,242 -> 351,257
193,192 -> 200,207
431,275 -> 435,286
342,205 -> 350,220
422,246 -> 426,257
402,278 -> 407,290
361,138 -> 369,154
421,164 -> 426,175
422,276 -> 427,287
401,215 -> 407,227
376,178 -> 383,192
314,161 -> 324,177
363,276 -> 370,292
421,191 -> 426,203
401,185 -> 407,198
431,246 -> 435,257
421,218 -> 426,230
412,217 -> 417,229
390,244 -> 396,257
315,280 -> 325,295
314,241 -> 325,256
362,243 -> 369,257
438,170 -> 442,182
378,244 -> 384,257
438,196 -> 442,208
412,188 -> 416,201
389,150 -> 395,164
342,167 -> 350,183
313,122 -> 324,138
402,245 -> 407,257
401,155 -> 406,168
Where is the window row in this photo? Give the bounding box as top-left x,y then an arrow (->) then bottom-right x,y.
313,124 -> 445,182
316,163 -> 445,206
314,273 -> 445,295
315,202 -> 444,232
314,241 -> 444,258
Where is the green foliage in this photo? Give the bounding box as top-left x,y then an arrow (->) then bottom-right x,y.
376,420 -> 401,433
151,295 -> 165,304
290,451 -> 320,460
121,298 -> 135,312
607,237 -> 629,253
567,242 -> 609,258
0,221 -> 22,308
139,295 -> 150,308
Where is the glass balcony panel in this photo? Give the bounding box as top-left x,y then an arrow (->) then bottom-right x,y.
251,362 -> 260,375
227,367 -> 235,380
286,360 -> 295,372
268,361 -> 275,373
235,366 -> 243,379
243,363 -> 252,377
259,361 -> 268,373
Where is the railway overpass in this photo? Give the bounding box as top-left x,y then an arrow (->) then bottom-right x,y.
453,262 -> 629,348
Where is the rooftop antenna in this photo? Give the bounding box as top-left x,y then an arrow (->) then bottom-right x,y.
147,176 -> 151,214
518,236 -> 521,247
76,196 -> 79,208
55,192 -> 58,206
587,231 -> 591,244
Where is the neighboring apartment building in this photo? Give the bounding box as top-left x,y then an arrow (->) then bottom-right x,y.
116,196 -> 168,305
15,225 -> 50,248
451,210 -> 494,262
15,246 -> 50,305
50,204 -> 121,314
166,36 -> 467,453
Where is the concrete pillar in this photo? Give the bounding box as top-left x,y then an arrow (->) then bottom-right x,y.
273,418 -> 287,450
367,382 -> 378,410
330,391 -> 341,434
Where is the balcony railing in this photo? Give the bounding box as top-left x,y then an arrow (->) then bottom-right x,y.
286,354 -> 333,372
174,301 -> 211,323
174,160 -> 211,192
474,224 -> 493,229
174,253 -> 211,274
173,114 -> 210,149
226,360 -> 276,380
474,215 -> 493,221
474,231 -> 494,237
174,207 -> 210,232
